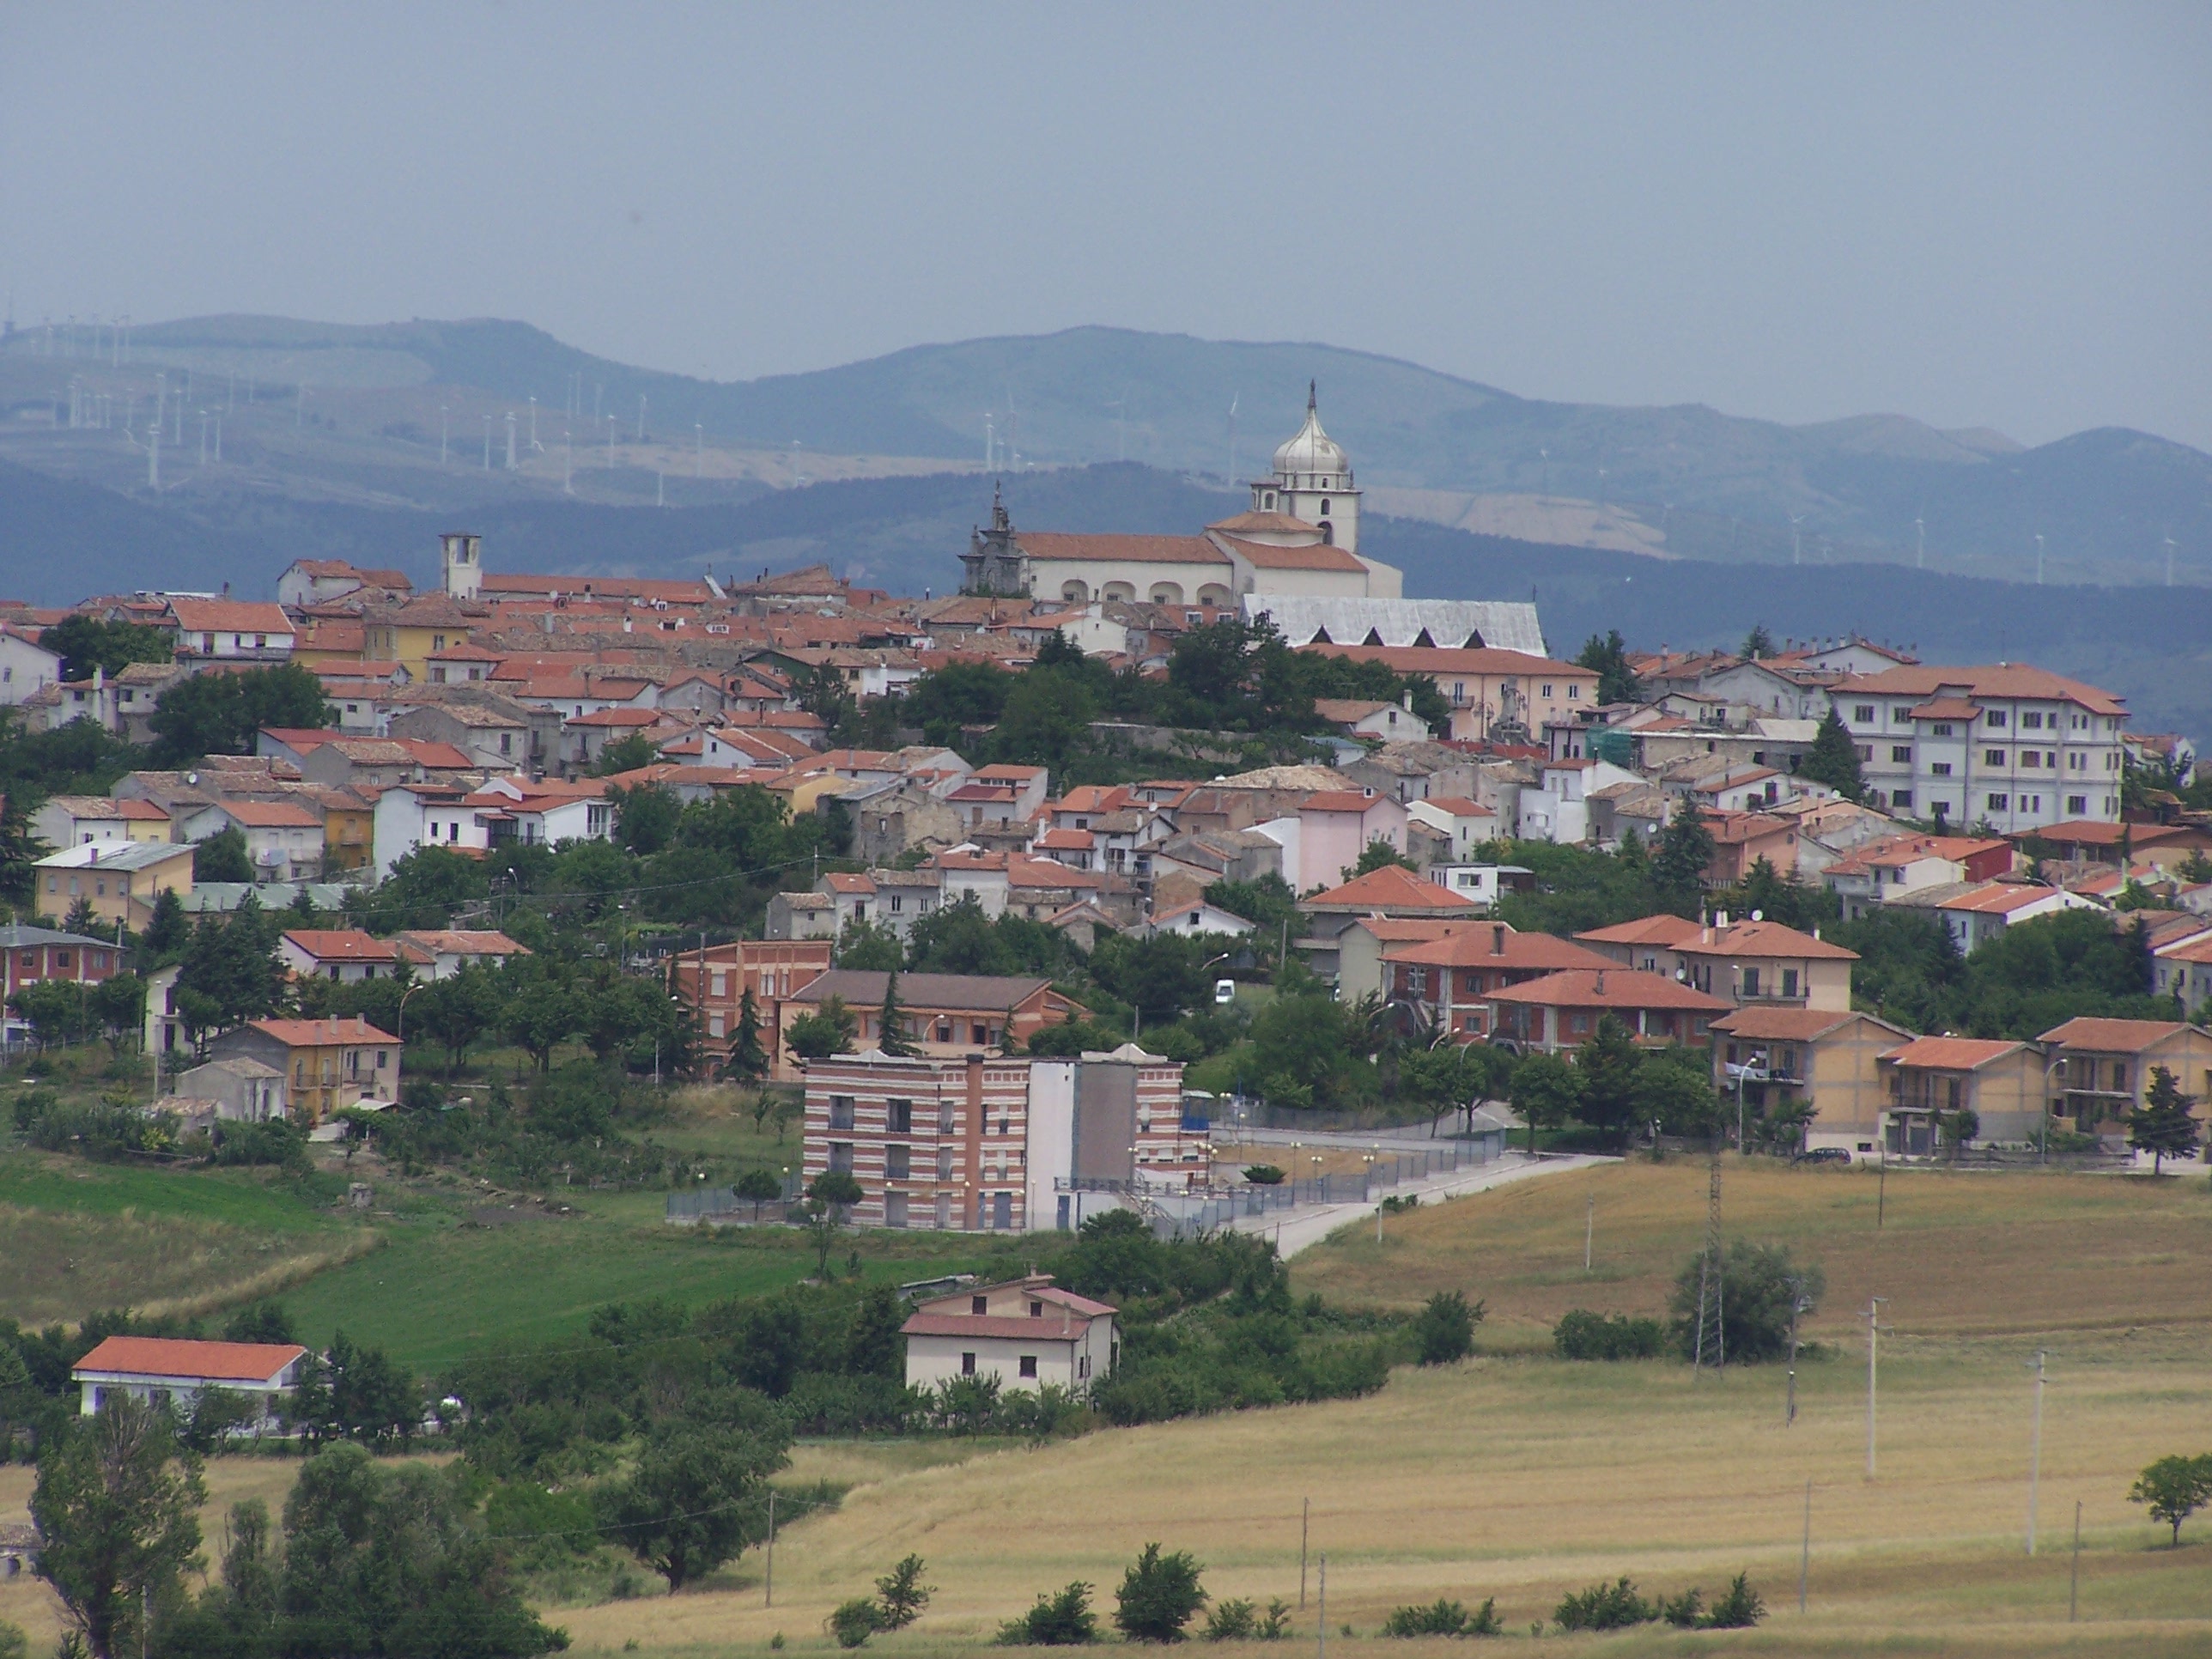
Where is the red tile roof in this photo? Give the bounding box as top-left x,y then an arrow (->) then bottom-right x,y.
168,599 -> 295,635
1488,969 -> 1730,1011
245,1017 -> 398,1047
1880,1036 -> 2027,1070
1304,865 -> 1474,913
282,929 -> 399,962
1711,1007 -> 1881,1041
1672,919 -> 1858,961
219,800 -> 324,829
2036,1017 -> 2192,1053
1832,664 -> 2125,716
1385,928 -> 1613,971
74,1336 -> 306,1382
1012,532 -> 1227,567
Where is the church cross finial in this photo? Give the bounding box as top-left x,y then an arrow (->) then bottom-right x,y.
1308,380 -> 1316,413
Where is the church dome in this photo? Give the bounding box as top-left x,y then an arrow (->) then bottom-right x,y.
1272,383 -> 1352,486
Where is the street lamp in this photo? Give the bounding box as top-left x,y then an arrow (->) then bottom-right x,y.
1724,1048 -> 1768,1152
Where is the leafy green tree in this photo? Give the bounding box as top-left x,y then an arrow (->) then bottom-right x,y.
503,976 -> 580,1073
1509,1052 -> 1581,1152
1633,1048 -> 1723,1138
191,826 -> 252,884
2130,1066 -> 2202,1174
830,1598 -> 882,1648
88,974 -> 145,1054
32,1394 -> 207,1659
1574,1015 -> 1645,1146
9,979 -> 88,1047
2130,1453 -> 2212,1546
1202,875 -> 1301,950
141,888 -> 187,957
876,969 -> 919,1056
996,1582 -> 1100,1646
1114,1543 -> 1207,1644
1652,799 -> 1716,916
1574,629 -> 1642,705
1411,1291 -> 1483,1365
149,663 -> 332,764
994,672 -> 1097,769
596,733 -> 665,778
873,1553 -> 934,1630
175,900 -> 284,1039
222,1303 -> 295,1345
1796,707 -> 1865,800
787,995 -> 857,1060
835,916 -> 906,971
609,781 -> 678,848
39,617 -> 174,683
0,787 -> 52,909
355,845 -> 492,933
1668,1241 -> 1824,1364
1352,838 -> 1418,876
599,1417 -> 791,1590
413,964 -> 504,1074
727,986 -> 769,1079
1740,625 -> 1775,660
734,1166 -> 783,1220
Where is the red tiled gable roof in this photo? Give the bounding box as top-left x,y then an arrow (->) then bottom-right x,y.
113,799 -> 171,822
1906,697 -> 1984,721
821,872 -> 877,894
1488,969 -> 1730,1011
1673,920 -> 1858,961
1302,790 -> 1390,814
1214,534 -> 1367,574
74,1336 -> 306,1383
1012,532 -> 1228,567
1305,865 -> 1474,912
1385,929 -> 1614,971
168,599 -> 294,635
2036,1017 -> 2192,1052
219,800 -> 323,829
1832,663 -> 2126,716
1576,914 -> 1706,948
1881,1036 -> 2026,1070
282,929 -> 398,962
1712,1007 -> 1881,1042
900,1312 -> 1104,1340
1034,828 -> 1096,850
246,1017 -> 398,1046
2156,934 -> 2212,965
1937,884 -> 2063,915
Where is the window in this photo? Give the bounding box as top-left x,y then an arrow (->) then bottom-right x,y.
1889,788 -> 1912,809
1570,1012 -> 1590,1035
1742,968 -> 1762,997
1984,710 -> 2007,727
2022,711 -> 2044,729
1567,684 -> 1581,700
828,1142 -> 854,1173
1986,794 -> 2008,812
971,1295 -> 989,1315
1781,969 -> 1799,998
1854,704 -> 1875,722
888,1098 -> 913,1133
1931,722 -> 1954,737
2021,751 -> 2040,769
1030,1299 -> 1044,1317
829,1095 -> 855,1130
961,1352 -> 977,1376
1855,744 -> 1872,762
1541,684 -> 1554,698
936,1146 -> 955,1179
1986,750 -> 2006,766
1018,1355 -> 1038,1379
884,1145 -> 910,1180
2068,795 -> 2087,815
1931,763 -> 1952,776
1892,746 -> 1911,763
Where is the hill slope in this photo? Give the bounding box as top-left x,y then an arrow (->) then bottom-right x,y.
5,317 -> 2205,582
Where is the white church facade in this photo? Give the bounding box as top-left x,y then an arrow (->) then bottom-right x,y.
961,387 -> 1402,605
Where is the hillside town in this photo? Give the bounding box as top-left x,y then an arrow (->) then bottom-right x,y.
4,396 -> 2208,1239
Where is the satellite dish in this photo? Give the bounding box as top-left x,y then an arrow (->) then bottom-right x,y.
185,772 -> 199,785
1751,909 -> 1764,921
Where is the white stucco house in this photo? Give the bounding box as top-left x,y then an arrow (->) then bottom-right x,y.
71,1335 -> 308,1428
901,1274 -> 1118,1395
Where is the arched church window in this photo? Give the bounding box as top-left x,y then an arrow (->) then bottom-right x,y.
1321,498 -> 1330,514
1320,520 -> 1334,544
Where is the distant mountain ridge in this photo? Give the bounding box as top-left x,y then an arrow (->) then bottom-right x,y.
29,314 -> 2203,584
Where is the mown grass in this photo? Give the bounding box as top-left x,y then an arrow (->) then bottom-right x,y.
1291,1156 -> 2212,1347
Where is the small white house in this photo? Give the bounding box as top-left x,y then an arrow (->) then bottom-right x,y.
1143,901 -> 1256,941
71,1335 -> 308,1426
901,1274 -> 1117,1395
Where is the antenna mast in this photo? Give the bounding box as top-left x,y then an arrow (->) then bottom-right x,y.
1690,1138 -> 1725,1376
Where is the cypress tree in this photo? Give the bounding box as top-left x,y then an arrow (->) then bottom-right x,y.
1797,707 -> 1866,801
877,969 -> 918,1056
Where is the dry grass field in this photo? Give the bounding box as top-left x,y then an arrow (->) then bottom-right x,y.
4,1159 -> 2208,1656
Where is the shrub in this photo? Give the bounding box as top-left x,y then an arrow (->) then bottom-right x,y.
830,1599 -> 881,1648
874,1554 -> 933,1630
998,1582 -> 1100,1646
1703,1574 -> 1765,1629
1412,1291 -> 1483,1365
1554,1577 -> 1653,1632
1242,1165 -> 1285,1185
1381,1598 -> 1500,1638
1553,1310 -> 1666,1361
1667,1241 -> 1824,1363
1202,1600 -> 1255,1641
1658,1589 -> 1702,1628
1115,1543 -> 1207,1643
1255,1600 -> 1292,1640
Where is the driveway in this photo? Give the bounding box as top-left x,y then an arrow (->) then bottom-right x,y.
1228,1151 -> 1614,1259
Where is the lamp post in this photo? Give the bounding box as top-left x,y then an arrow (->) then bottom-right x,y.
396,981 -> 426,1054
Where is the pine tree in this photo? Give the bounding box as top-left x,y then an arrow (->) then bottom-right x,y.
1741,625 -> 1775,660
2129,1066 -> 2202,1174
1653,799 -> 1717,917
877,970 -> 918,1057
1797,707 -> 1865,801
729,985 -> 768,1079
1574,629 -> 1642,705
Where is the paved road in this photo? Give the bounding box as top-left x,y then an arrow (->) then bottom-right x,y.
1228,1151 -> 1615,1259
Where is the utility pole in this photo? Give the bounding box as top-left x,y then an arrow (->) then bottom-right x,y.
1299,1498 -> 1309,1607
2068,1500 -> 2081,1620
1798,1480 -> 1811,1613
1584,1191 -> 1594,1272
2026,1350 -> 2048,1554
1315,1555 -> 1325,1659
1864,1297 -> 1891,1479
764,1489 -> 775,1606
1692,1140 -> 1725,1375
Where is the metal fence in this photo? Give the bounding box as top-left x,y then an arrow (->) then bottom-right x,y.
1212,1097 -> 1476,1136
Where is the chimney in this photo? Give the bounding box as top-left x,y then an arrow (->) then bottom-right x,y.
1492,923 -> 1506,956
1594,970 -> 1606,994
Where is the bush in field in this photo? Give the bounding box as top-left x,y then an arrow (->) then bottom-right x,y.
1381,1598 -> 1500,1638
1703,1574 -> 1765,1628
1411,1291 -> 1483,1365
1114,1543 -> 1207,1643
829,1599 -> 880,1648
1554,1577 -> 1653,1632
1667,1241 -> 1823,1363
1553,1310 -> 1667,1361
2130,1454 -> 2212,1546
997,1582 -> 1100,1646
1201,1600 -> 1255,1641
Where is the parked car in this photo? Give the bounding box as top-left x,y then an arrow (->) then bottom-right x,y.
1793,1147 -> 1852,1167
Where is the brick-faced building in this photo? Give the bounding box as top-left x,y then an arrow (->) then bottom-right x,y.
665,939 -> 832,1077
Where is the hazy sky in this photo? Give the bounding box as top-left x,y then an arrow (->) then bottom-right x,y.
4,3 -> 2209,450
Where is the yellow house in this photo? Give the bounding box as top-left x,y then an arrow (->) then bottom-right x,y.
318,790 -> 376,873
33,841 -> 196,930
362,596 -> 490,681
